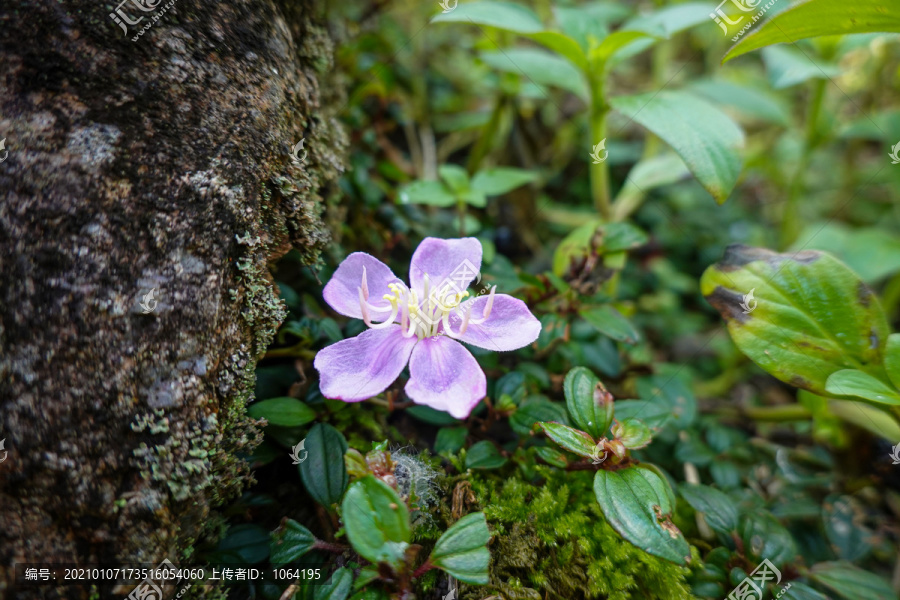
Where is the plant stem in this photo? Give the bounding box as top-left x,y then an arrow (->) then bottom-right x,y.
589,72 -> 611,219
468,94 -> 505,174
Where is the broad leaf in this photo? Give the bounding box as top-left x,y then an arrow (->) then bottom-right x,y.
539,421 -> 597,458
248,397 -> 316,427
480,49 -> 589,99
809,561 -> 896,600
579,305 -> 640,344
592,30 -> 657,63
430,512 -> 491,584
689,79 -> 791,126
739,512 -> 797,567
398,180 -> 455,207
315,567 -> 353,600
554,2 -> 631,50
610,91 -> 744,203
885,334 -> 900,390
611,418 -> 652,450
701,245 -> 891,396
822,496 -> 873,562
594,466 -> 690,564
762,46 -> 840,90
342,476 -> 411,566
431,1 -> 545,33
724,0 -> 900,63
563,367 -> 613,439
434,427 -> 468,454
438,164 -> 470,193
466,440 -> 508,469
471,167 -> 540,196
509,398 -> 568,436
678,483 -> 738,536
299,423 -> 349,508
271,520 -> 316,564
529,31 -> 588,70
636,374 -> 697,429
825,370 -> 900,406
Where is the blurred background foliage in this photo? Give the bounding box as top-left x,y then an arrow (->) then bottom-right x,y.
198,1 -> 900,598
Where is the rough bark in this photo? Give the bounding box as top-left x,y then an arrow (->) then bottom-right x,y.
0,0 -> 345,596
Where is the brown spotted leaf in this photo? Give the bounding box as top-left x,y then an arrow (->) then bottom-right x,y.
701,245 -> 891,396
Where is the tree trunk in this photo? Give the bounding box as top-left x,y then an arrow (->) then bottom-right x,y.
0,0 -> 344,596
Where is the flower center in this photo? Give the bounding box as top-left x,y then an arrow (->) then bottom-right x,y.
356,269 -> 496,340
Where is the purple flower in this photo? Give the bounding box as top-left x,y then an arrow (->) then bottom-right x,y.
313,237 -> 541,419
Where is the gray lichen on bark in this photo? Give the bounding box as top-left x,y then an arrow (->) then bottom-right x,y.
0,0 -> 345,596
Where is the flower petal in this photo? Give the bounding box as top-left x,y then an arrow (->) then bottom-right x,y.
323,252 -> 402,319
408,237 -> 482,297
404,336 -> 486,419
452,293 -> 541,351
314,326 -> 417,401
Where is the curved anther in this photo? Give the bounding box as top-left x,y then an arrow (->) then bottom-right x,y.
441,302 -> 472,338
359,288 -> 398,328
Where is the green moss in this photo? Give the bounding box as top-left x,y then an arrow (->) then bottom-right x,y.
462,465 -> 698,600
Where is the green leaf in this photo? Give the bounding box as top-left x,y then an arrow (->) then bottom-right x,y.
689,79 -> 791,126
459,189 -> 488,208
884,334 -> 900,390
397,180 -> 456,207
438,164 -> 470,193
610,91 -> 744,203
406,405 -> 461,425
430,512 -> 491,584
781,583 -> 831,600
822,496 -> 873,562
466,440 -> 508,470
701,245 -> 891,397
494,371 -> 527,406
271,520 -> 317,564
218,524 -> 271,564
579,305 -> 640,344
788,223 -> 900,284
510,398 -> 568,436
563,367 -> 614,439
315,567 -> 353,600
825,370 -> 900,406
431,1 -> 545,33
592,30 -> 657,63
480,48 -> 589,99
248,397 -> 316,427
678,483 -> 738,536
611,419 -> 652,450
636,374 -> 697,429
553,2 -> 631,50
341,476 -> 411,566
613,3 -> 716,61
827,398 -> 900,441
724,0 -> 900,63
593,466 -> 690,564
762,46 -> 840,90
534,445 -> 569,468
471,167 -> 540,196
539,421 -> 597,458
299,423 -> 349,508
613,399 -> 671,429
739,512 -> 797,566
435,427 -> 468,454
552,220 -> 648,276
809,561 -> 896,600
528,31 -> 588,70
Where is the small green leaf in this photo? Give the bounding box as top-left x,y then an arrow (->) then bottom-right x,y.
610,91 -> 744,203
579,305 -> 640,344
430,512 -> 491,584
510,398 -> 568,436
539,421 -> 597,458
724,0 -> 900,63
809,561 -> 896,600
495,371 -> 527,406
594,466 -> 690,564
314,567 -> 353,600
397,180 -> 456,207
466,440 -> 508,470
431,1 -> 545,33
739,512 -> 797,567
613,399 -> 671,429
528,31 -> 588,70
636,374 -> 697,429
553,3 -> 630,50
701,245 -> 891,396
299,423 -> 349,508
822,496 -> 873,562
248,397 -> 316,427
342,476 -> 411,567
438,164 -> 470,193
611,419 -> 652,450
218,524 -> 271,564
480,49 -> 589,99
762,46 -> 840,89
406,405 -> 461,425
563,367 -> 613,439
689,79 -> 791,126
534,446 -> 569,468
435,427 -> 468,454
678,483 -> 738,536
882,334 -> 900,390
271,520 -> 317,565
825,369 -> 900,406
592,30 -> 657,63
